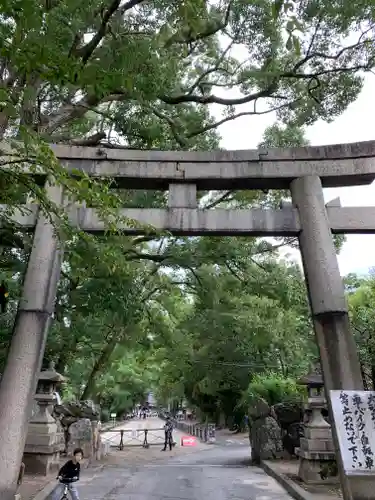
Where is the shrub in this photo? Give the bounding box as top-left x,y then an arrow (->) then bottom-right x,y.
243,373 -> 304,406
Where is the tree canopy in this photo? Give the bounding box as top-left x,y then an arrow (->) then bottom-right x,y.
0,0 -> 374,422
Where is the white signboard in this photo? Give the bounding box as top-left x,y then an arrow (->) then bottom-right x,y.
110,413 -> 117,418
330,390 -> 375,475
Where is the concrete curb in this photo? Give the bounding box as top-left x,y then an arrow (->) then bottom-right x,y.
31,480 -> 56,500
261,460 -> 315,500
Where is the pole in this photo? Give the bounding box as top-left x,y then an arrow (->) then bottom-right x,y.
0,182 -> 63,500
291,175 -> 364,500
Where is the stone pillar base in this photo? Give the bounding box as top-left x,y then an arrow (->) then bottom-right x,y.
298,456 -> 339,485
22,451 -> 59,476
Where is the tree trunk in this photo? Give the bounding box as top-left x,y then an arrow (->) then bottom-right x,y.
55,328 -> 78,374
56,350 -> 69,375
371,363 -> 375,391
361,364 -> 369,391
80,333 -> 119,400
368,331 -> 375,390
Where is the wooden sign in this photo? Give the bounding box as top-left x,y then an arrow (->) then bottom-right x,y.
329,390 -> 375,475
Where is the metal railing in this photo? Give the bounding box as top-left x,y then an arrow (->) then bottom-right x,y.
100,428 -> 166,450
168,418 -> 216,444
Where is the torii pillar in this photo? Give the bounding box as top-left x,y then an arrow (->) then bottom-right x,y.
291,175 -> 364,500
0,183 -> 63,500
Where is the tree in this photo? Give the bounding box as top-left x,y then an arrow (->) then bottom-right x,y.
150,235 -> 316,425
348,274 -> 375,389
1,0 -> 373,418
0,0 -> 373,154
259,123 -> 310,149
142,119 -> 346,422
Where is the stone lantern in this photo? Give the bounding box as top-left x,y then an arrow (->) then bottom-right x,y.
296,363 -> 338,484
23,362 -> 66,475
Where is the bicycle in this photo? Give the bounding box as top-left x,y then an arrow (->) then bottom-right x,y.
57,477 -> 78,500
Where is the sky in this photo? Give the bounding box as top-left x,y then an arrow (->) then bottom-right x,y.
214,74 -> 375,277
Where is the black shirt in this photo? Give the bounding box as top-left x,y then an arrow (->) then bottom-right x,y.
58,460 -> 80,479
164,421 -> 173,435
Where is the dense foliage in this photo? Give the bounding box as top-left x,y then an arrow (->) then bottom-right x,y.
0,0 -> 374,422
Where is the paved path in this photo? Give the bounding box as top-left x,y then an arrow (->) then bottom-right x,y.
215,430 -> 249,447
73,418 -> 294,500
220,437 -> 249,446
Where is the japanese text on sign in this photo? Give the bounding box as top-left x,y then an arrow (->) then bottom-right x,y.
329,390 -> 375,475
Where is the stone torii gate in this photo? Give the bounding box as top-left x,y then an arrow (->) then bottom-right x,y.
1,140 -> 375,500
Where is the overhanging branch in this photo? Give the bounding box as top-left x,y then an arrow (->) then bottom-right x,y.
76,0 -> 122,64
73,0 -> 146,64
165,0 -> 233,47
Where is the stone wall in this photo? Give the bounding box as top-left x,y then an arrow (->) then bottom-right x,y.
53,400 -> 100,454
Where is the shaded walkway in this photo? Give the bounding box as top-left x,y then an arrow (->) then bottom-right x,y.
74,440 -> 293,500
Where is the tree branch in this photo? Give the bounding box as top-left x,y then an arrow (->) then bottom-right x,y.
150,106 -> 188,148
70,131 -> 106,146
187,40 -> 235,96
161,35 -> 373,107
166,1 -> 233,47
292,26 -> 374,73
75,0 -> 122,64
161,81 -> 278,106
125,250 -> 170,263
40,94 -> 102,134
225,261 -> 244,282
186,101 -> 297,139
249,256 -> 268,271
73,0 -> 146,64
186,266 -> 204,288
119,0 -> 147,15
203,191 -> 235,209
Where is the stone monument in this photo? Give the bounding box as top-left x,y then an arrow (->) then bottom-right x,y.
68,418 -> 93,460
53,400 -> 101,456
248,396 -> 283,464
22,362 -> 65,475
91,420 -> 101,460
296,365 -> 338,484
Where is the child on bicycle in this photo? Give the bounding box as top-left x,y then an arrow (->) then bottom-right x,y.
52,448 -> 83,500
